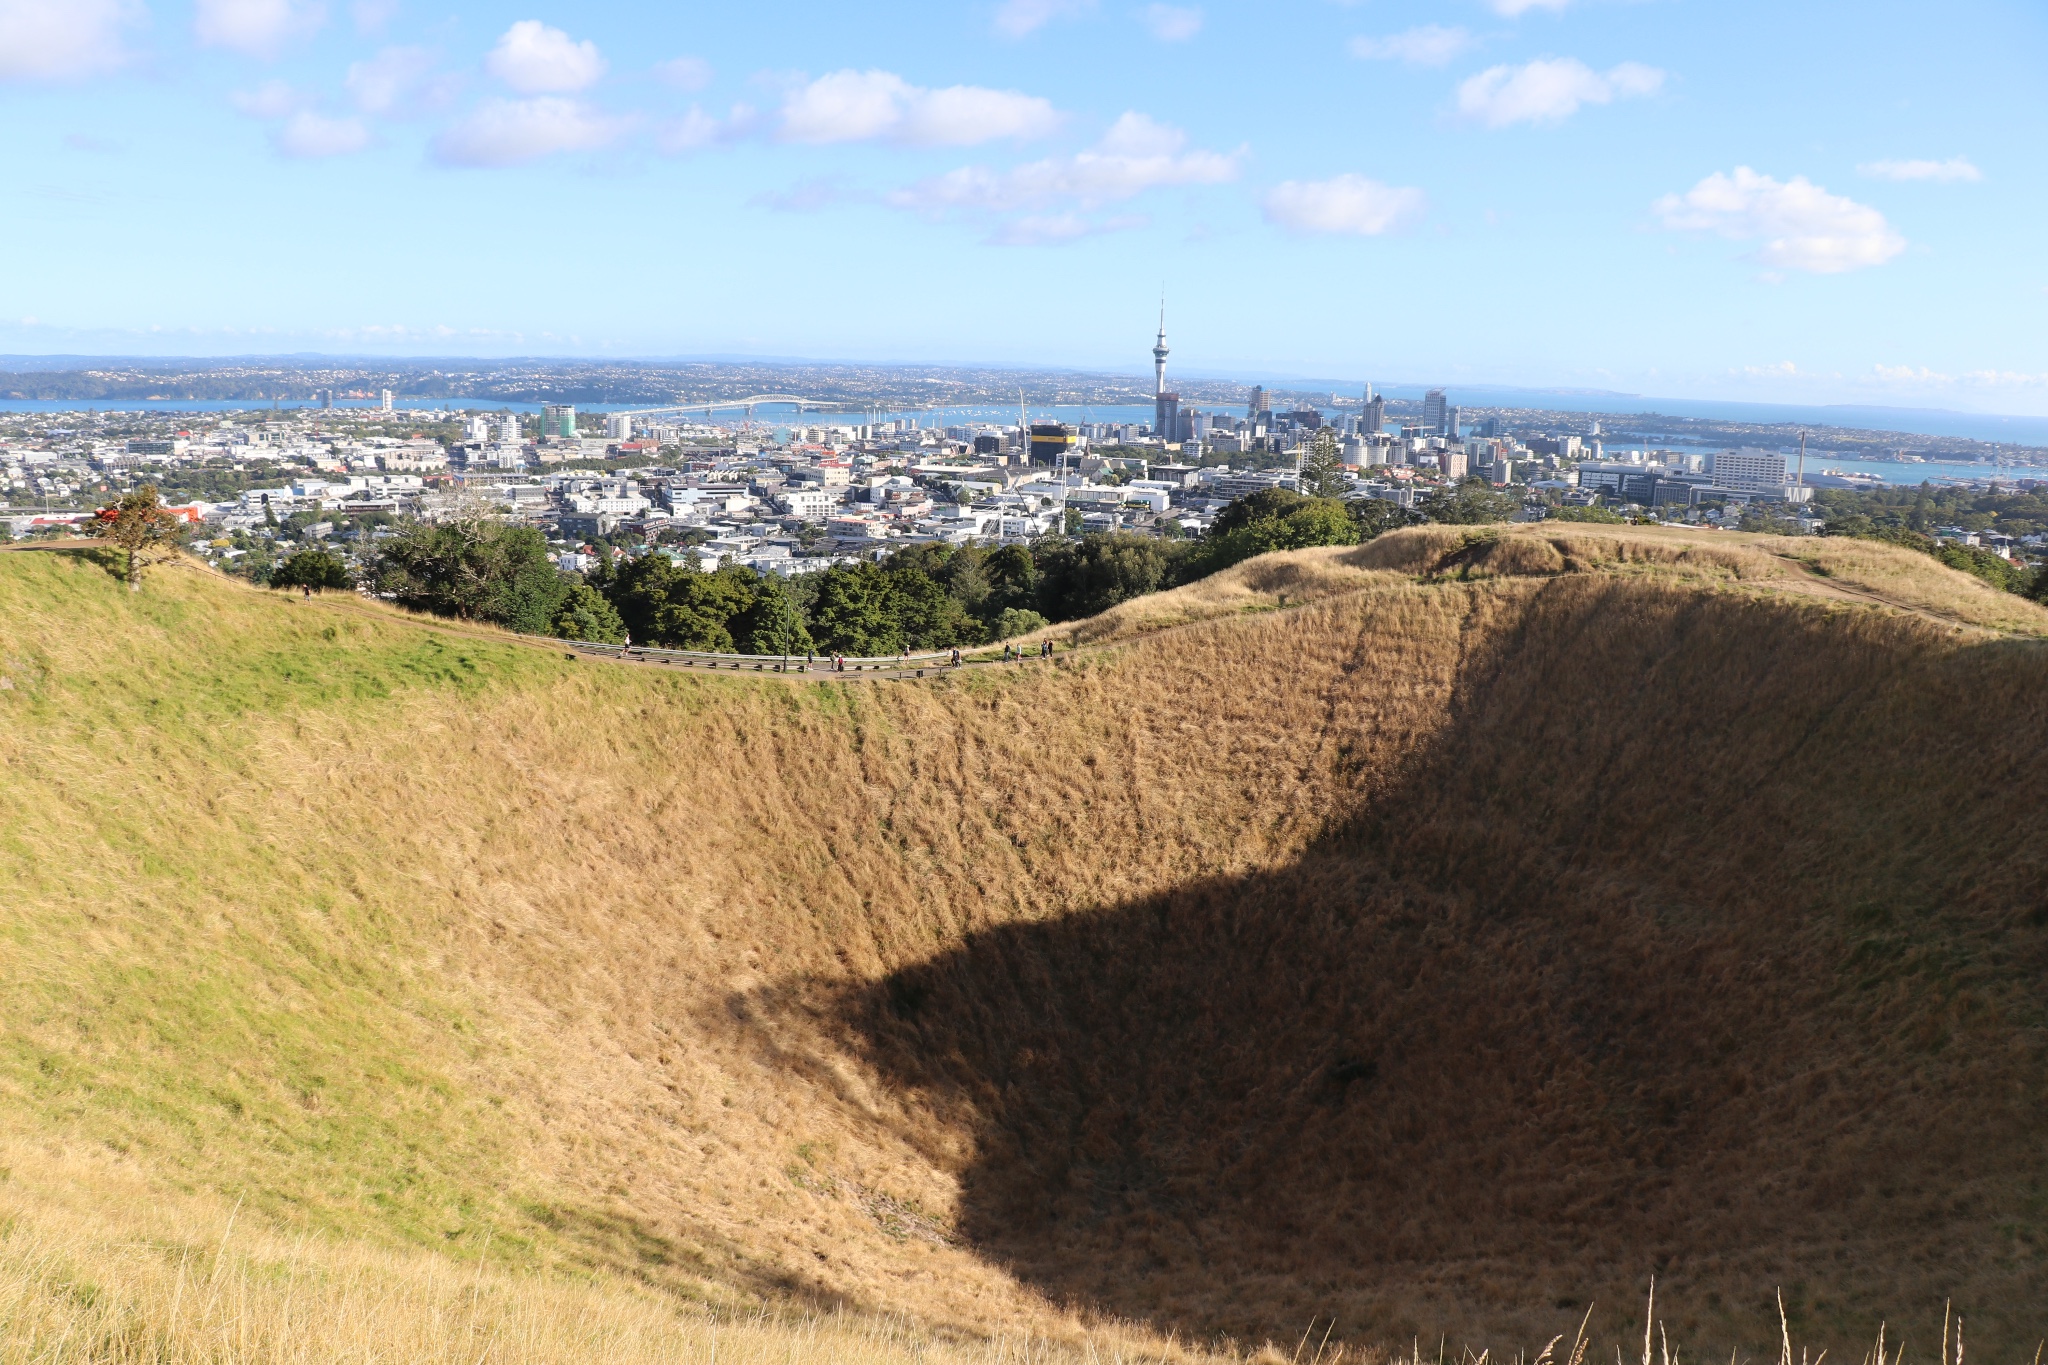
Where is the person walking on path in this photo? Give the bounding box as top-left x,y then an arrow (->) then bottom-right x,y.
949,647 -> 961,667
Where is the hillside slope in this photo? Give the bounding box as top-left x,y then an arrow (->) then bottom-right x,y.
3,534 -> 2046,1360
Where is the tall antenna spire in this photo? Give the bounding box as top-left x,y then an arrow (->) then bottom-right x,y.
1152,292 -> 1170,399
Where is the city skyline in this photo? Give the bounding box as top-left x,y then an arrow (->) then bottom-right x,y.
1,0 -> 2043,413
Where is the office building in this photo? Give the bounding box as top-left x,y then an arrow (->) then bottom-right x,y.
379,389 -> 393,412
1030,422 -> 1080,468
1444,405 -> 1462,439
542,404 -> 577,441
1248,385 -> 1271,420
1708,448 -> 1790,492
1154,394 -> 1181,443
1423,389 -> 1449,436
605,413 -> 633,441
1363,388 -> 1385,435
497,413 -> 520,445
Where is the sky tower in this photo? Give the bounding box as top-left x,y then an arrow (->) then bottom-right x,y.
1152,303 -> 1170,397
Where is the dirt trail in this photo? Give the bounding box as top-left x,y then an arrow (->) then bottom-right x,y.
1763,552 -> 2019,637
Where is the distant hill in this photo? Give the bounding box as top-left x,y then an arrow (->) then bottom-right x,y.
2,529 -> 2045,1362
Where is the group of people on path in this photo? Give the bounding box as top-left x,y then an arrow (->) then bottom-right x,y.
802,639 -> 1055,671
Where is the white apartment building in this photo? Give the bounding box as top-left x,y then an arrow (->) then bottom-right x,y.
1708,448 -> 1789,491
777,488 -> 840,519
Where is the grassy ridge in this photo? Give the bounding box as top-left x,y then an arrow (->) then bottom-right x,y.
2,537 -> 2047,1361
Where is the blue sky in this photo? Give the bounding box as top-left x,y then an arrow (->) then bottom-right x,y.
3,0 -> 2045,412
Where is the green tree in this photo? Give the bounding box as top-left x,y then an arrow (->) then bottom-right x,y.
1036,533 -> 1176,620
886,565 -> 983,648
810,562 -> 903,656
88,483 -> 188,592
731,575 -> 814,656
1422,478 -> 1522,525
652,566 -> 760,651
983,544 -> 1039,618
1298,430 -> 1349,498
1351,498 -> 1424,541
1549,505 -> 1627,524
550,582 -> 627,642
269,548 -> 352,595
1186,488 -> 1358,579
372,517 -> 568,632
603,551 -> 689,643
994,607 -> 1047,639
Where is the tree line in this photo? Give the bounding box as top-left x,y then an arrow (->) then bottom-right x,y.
320,480 -> 1510,652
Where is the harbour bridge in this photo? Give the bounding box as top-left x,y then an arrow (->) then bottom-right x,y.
618,395 -> 866,420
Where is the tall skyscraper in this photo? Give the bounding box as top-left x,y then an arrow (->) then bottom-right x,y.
497,412 -> 519,445
542,404 -> 577,440
1445,405 -> 1462,439
1423,389 -> 1449,436
379,389 -> 393,412
1155,394 -> 1181,444
1248,386 -> 1271,421
1363,386 -> 1385,435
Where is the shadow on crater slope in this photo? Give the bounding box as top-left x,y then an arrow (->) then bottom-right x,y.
812,580 -> 2048,1352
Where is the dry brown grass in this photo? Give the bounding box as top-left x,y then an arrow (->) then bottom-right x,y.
0,1142 -> 1185,1365
1351,522 -> 2048,635
1016,545 -> 1403,647
4,543 -> 2047,1361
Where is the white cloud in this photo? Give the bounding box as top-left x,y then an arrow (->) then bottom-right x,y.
1349,24 -> 1471,66
887,112 -> 1238,244
654,55 -> 712,91
1860,157 -> 1981,183
346,46 -> 456,117
0,0 -> 138,81
993,0 -> 1092,38
1655,166 -> 1906,274
430,96 -> 629,166
1142,4 -> 1201,41
1457,58 -> 1663,127
274,110 -> 371,157
753,176 -> 859,213
1490,0 -> 1568,13
1263,173 -> 1427,236
231,79 -> 307,118
349,0 -> 395,33
990,212 -> 1147,245
484,20 -> 605,95
1869,366 -> 2048,390
194,0 -> 327,58
779,69 -> 1059,147
655,104 -> 747,155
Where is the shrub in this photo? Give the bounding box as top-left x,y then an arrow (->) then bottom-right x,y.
372,518 -> 567,633
270,549 -> 352,594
